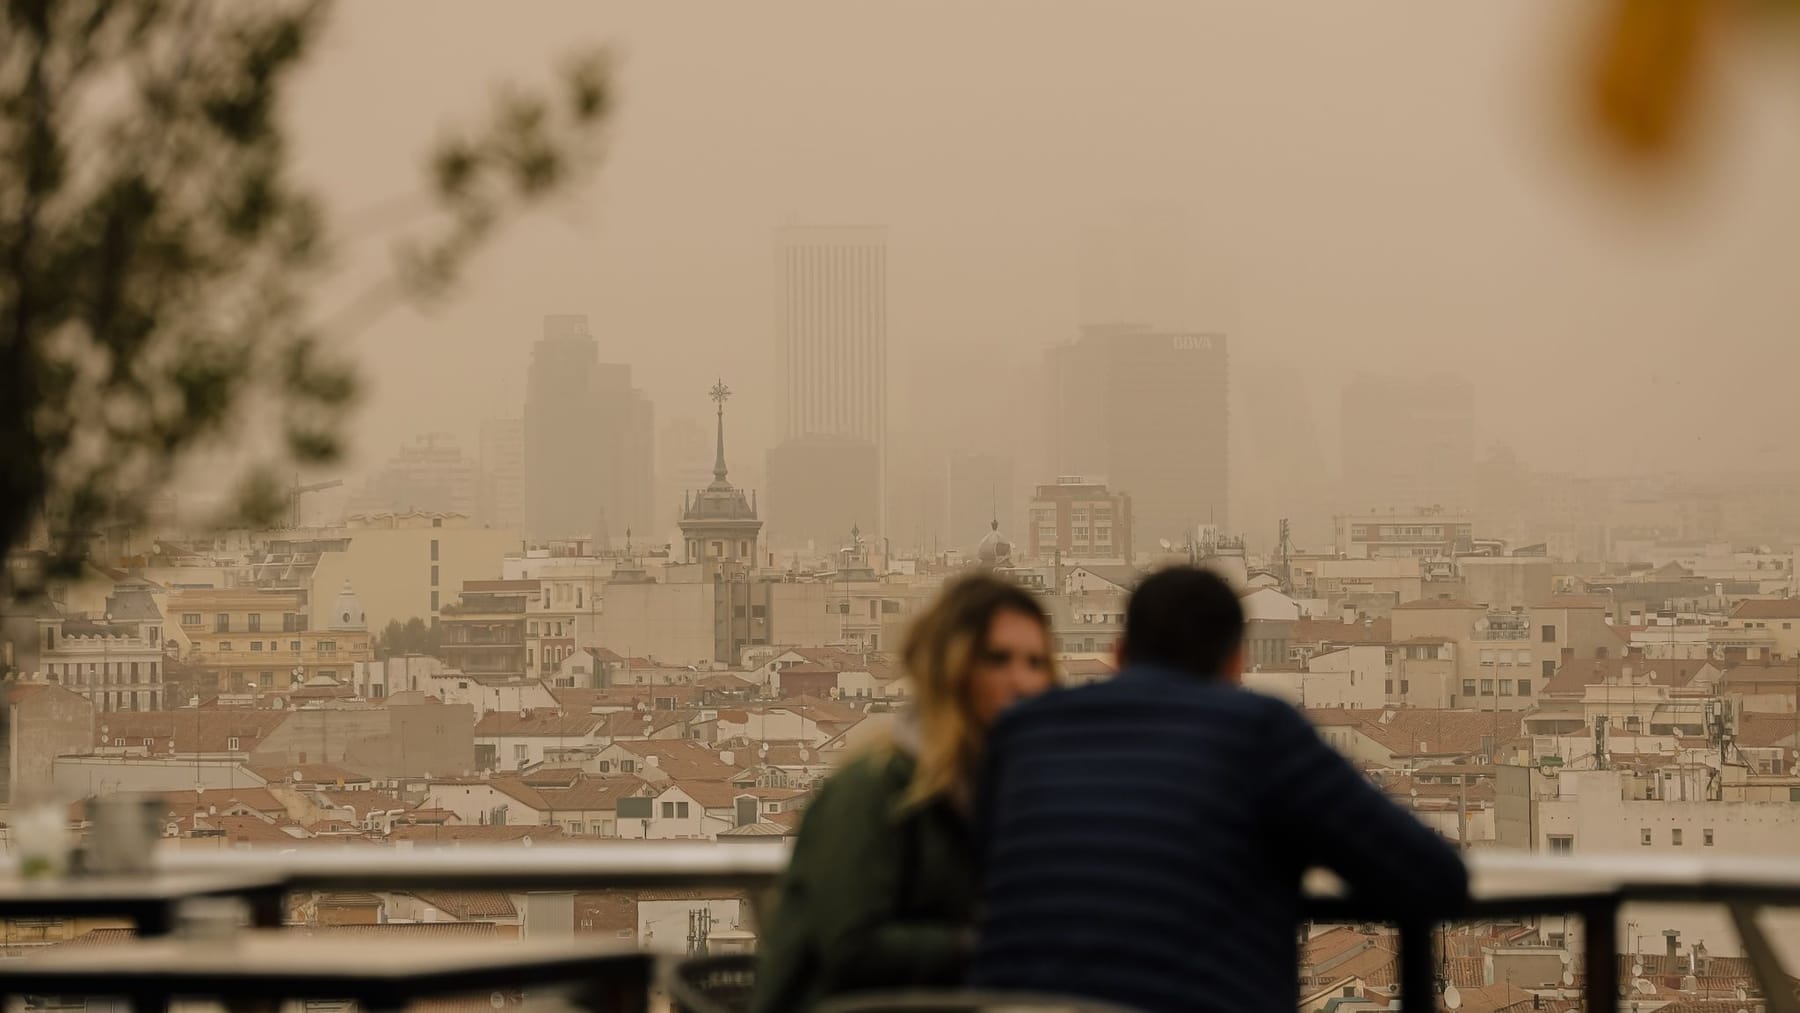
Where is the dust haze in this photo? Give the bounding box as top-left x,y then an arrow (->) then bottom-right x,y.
284,1 -> 1800,551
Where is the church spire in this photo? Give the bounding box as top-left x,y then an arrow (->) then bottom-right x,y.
709,378 -> 732,487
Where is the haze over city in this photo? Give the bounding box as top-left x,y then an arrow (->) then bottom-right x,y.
290,0 -> 1800,546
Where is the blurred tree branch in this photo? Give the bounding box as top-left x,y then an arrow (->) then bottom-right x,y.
0,0 -> 610,600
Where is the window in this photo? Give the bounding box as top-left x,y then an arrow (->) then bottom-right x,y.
1461,680 -> 1477,697
430,538 -> 440,561
431,590 -> 439,611
1479,679 -> 1493,695
431,565 -> 439,586
216,614 -> 231,632
513,744 -> 527,762
1499,680 -> 1513,696
248,614 -> 261,632
182,613 -> 201,626
1540,625 -> 1556,643
676,801 -> 690,819
250,641 -> 263,652
1399,679 -> 1410,694
1671,828 -> 1683,846
1518,680 -> 1532,696
219,641 -> 233,652
1704,828 -> 1714,846
1542,660 -> 1556,679
1548,836 -> 1573,857
227,737 -> 241,751
1640,828 -> 1652,846
1790,787 -> 1800,802
290,640 -> 302,652
528,621 -> 538,635
1385,680 -> 1393,694
319,640 -> 336,652
621,759 -> 635,773
661,801 -> 675,819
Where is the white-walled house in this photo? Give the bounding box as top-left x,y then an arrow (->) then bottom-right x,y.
421,778 -> 550,827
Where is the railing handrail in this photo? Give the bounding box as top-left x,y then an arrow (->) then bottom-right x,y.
151,845 -> 1800,1012
156,844 -> 1800,914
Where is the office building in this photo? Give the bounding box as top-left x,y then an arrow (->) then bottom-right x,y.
774,226 -> 888,530
1046,325 -> 1228,551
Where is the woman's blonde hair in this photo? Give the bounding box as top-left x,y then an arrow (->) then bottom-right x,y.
899,574 -> 1052,809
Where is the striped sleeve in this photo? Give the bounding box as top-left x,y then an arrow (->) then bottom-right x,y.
1261,700 -> 1469,920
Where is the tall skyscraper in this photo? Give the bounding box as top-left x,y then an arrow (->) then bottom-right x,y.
1340,374 -> 1475,514
355,433 -> 477,518
773,225 -> 888,532
524,314 -> 654,543
476,418 -> 525,532
1046,325 -> 1229,552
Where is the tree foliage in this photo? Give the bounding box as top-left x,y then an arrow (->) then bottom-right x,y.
0,0 -> 609,591
377,616 -> 441,659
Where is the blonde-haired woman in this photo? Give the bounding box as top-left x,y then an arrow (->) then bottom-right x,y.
752,574 -> 1055,1013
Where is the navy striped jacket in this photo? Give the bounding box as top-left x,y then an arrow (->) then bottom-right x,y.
969,666 -> 1468,1013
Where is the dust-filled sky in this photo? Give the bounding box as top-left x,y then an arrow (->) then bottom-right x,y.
287,1 -> 1800,510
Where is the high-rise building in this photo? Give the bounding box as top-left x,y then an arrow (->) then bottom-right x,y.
774,225 -> 888,530
476,418 -> 524,532
766,435 -> 880,555
356,433 -> 477,519
523,314 -> 654,544
1340,375 -> 1474,515
1046,325 -> 1228,552
656,416 -> 712,544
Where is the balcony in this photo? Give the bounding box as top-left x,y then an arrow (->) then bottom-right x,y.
1471,629 -> 1529,641
2,847 -> 1796,1012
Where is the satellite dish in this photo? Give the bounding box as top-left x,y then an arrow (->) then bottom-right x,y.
1632,962 -> 1643,977
1443,984 -> 1461,1010
489,993 -> 505,1010
1562,970 -> 1575,986
1158,538 -> 1173,551
1634,979 -> 1656,995
1736,984 -> 1749,1001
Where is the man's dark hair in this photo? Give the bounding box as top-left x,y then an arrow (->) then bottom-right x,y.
1123,566 -> 1245,678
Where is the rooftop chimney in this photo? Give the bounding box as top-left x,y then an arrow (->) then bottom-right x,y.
1664,930 -> 1680,958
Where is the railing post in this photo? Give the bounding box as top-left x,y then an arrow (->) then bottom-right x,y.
1583,899 -> 1619,1012
1398,917 -> 1436,1013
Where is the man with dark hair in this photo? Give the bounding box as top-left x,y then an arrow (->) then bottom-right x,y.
970,567 -> 1467,1013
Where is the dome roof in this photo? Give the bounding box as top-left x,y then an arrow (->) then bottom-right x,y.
976,520 -> 1013,565
328,580 -> 367,631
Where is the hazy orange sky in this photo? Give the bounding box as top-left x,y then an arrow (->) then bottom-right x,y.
287,1 -> 1800,519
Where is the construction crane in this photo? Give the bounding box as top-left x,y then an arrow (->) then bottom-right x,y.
289,477 -> 343,528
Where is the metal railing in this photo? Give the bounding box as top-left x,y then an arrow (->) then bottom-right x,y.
142,845 -> 1800,1012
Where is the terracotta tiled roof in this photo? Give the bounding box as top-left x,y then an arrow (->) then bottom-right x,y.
95,710 -> 289,753
405,890 -> 517,921
249,762 -> 370,786
387,824 -> 563,843
473,711 -> 603,737
1541,658 -> 1708,697
612,740 -> 736,781
1293,618 -> 1394,646
1355,709 -> 1525,759
539,776 -> 654,811
1737,711 -> 1800,748
1721,664 -> 1800,686
665,779 -> 750,809
1729,598 -> 1800,620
